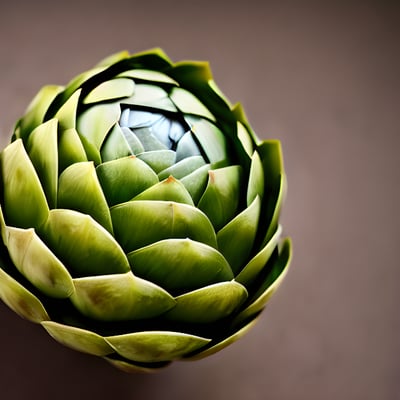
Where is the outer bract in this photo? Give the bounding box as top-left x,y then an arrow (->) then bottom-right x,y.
0,49 -> 292,372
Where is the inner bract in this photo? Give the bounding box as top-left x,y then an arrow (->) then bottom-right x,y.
119,107 -> 207,163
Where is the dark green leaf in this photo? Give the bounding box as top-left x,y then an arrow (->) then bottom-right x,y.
257,140 -> 286,245
235,225 -> 282,286
184,314 -> 260,361
233,238 -> 292,325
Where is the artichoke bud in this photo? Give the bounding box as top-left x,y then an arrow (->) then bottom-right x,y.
0,48 -> 292,372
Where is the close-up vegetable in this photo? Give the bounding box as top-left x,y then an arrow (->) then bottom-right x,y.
0,48 -> 291,372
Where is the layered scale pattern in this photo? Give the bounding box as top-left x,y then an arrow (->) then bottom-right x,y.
0,49 -> 292,372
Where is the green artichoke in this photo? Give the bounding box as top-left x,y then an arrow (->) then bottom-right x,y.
0,49 -> 292,372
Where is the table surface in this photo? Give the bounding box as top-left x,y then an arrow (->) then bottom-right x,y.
0,1 -> 399,399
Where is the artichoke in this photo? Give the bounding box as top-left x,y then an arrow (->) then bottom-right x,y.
0,49 -> 292,372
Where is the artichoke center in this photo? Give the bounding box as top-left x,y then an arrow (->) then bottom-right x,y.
119,107 -> 206,163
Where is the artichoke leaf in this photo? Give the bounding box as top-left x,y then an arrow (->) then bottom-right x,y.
180,164 -> 211,204
158,155 -> 206,180
58,161 -> 113,233
15,85 -> 64,140
63,67 -> 111,98
132,175 -> 194,205
116,69 -> 179,86
38,209 -> 130,277
165,281 -> 248,323
6,227 -> 74,298
132,127 -> 169,151
121,84 -> 177,112
217,196 -> 261,275
124,47 -> 173,71
198,165 -> 242,231
54,89 -> 81,131
183,314 -> 261,361
71,272 -> 175,321
41,321 -> 114,356
128,238 -> 233,293
167,62 -> 234,134
208,79 -> 232,107
77,102 -> 121,149
0,267 -> 49,323
111,200 -> 217,252
185,116 -> 228,164
136,150 -> 176,173
105,331 -> 211,363
100,124 -> 141,162
78,132 -> 102,166
83,78 -> 135,104
58,128 -> 88,172
61,52 -> 132,102
167,60 -> 213,87
232,103 -> 259,146
233,238 -> 292,326
27,118 -> 58,208
96,156 -> 159,207
258,140 -> 285,244
1,139 -> 49,229
236,121 -> 254,157
170,87 -> 215,121
0,206 -> 7,244
174,130 -> 202,161
235,225 -> 282,286
258,139 -> 284,184
120,127 -> 145,154
247,150 -> 265,206
262,173 -> 286,246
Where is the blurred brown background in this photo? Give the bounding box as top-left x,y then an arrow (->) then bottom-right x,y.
0,1 -> 399,399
